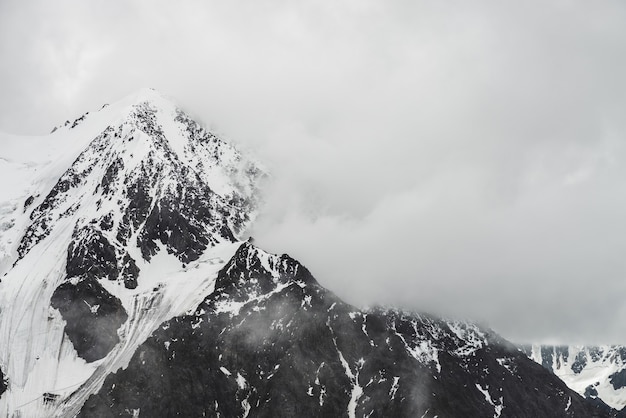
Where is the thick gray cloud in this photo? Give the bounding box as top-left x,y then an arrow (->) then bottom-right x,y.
2,0 -> 626,344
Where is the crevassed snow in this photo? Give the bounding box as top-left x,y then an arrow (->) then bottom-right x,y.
0,239 -> 240,418
53,241 -> 241,418
0,214 -> 88,415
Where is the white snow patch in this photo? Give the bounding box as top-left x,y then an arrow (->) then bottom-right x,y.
389,377 -> 400,400
392,320 -> 441,373
329,319 -> 364,418
236,373 -> 247,389
496,357 -> 516,374
447,321 -> 485,356
475,384 -> 503,418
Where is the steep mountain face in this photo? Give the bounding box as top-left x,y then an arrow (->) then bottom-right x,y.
0,90 -> 619,417
0,89 -> 263,416
523,345 -> 626,415
78,242 -> 611,418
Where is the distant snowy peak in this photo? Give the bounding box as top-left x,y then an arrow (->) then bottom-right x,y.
49,88 -> 160,133
524,344 -> 626,413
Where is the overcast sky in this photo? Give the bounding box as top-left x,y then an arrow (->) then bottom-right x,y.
2,0 -> 626,344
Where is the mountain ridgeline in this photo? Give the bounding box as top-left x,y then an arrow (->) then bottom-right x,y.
80,242 -> 612,417
0,89 -> 621,417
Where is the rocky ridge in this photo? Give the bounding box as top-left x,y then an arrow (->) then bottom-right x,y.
80,242 -> 611,417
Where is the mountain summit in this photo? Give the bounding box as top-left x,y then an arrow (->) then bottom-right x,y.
0,91 -> 620,417
0,90 -> 264,416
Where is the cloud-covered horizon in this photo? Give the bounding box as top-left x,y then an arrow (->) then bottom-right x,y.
2,0 -> 626,344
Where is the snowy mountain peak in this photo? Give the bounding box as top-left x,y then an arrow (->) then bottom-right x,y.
50,88 -> 172,134
1,89 -> 265,271
16,91 -> 264,264
0,92 -> 265,416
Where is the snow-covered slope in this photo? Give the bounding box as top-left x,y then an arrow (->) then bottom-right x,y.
0,89 -> 264,417
524,344 -> 626,413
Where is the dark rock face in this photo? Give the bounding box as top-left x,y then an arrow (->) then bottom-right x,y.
120,253 -> 139,290
572,350 -> 588,374
137,193 -> 233,264
0,367 -> 6,397
100,157 -> 124,196
66,225 -> 139,289
80,243 -> 609,418
49,225 -> 133,362
23,195 -> 35,210
66,226 -> 119,281
587,385 -> 600,398
50,277 -> 128,362
610,370 -> 626,390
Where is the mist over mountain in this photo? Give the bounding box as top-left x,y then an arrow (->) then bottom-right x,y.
2,1 -> 626,345
0,91 -> 624,417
